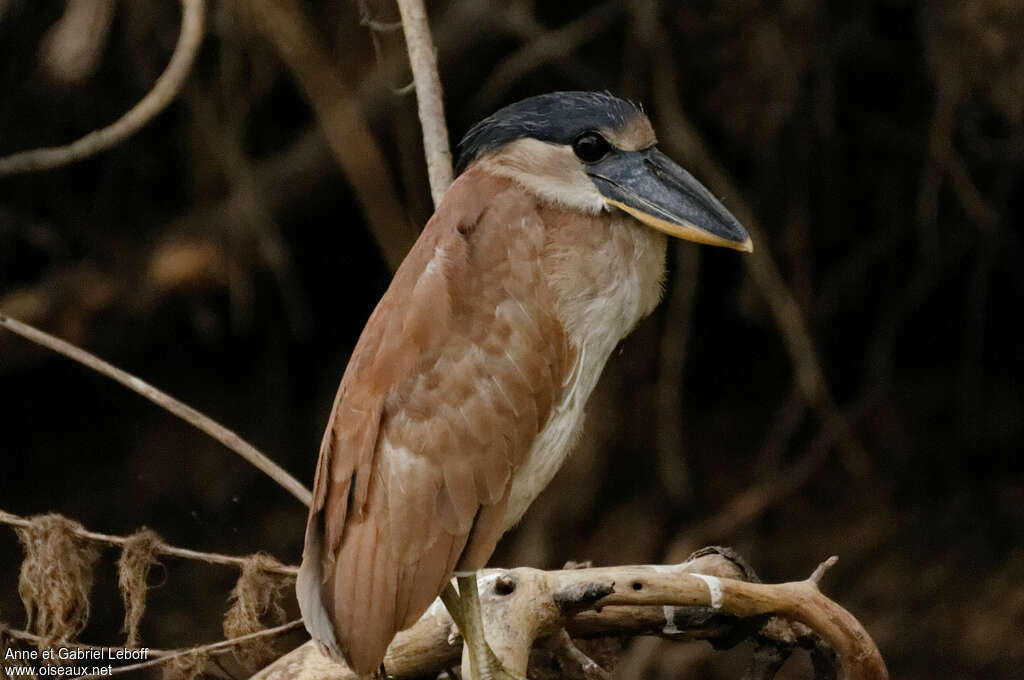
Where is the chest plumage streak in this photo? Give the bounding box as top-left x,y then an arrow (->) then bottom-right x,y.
504,213 -> 667,527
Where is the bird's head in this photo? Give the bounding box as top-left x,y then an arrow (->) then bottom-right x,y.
456,91 -> 752,252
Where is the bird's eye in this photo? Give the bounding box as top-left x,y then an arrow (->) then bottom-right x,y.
572,131 -> 611,163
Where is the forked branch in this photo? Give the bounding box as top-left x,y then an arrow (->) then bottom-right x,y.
253,552 -> 888,680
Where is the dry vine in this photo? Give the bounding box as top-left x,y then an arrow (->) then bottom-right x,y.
0,510 -> 299,678
0,0 -> 205,176
0,509 -> 298,575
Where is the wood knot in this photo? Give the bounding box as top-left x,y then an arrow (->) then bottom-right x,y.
494,573 -> 517,596
553,582 -> 614,613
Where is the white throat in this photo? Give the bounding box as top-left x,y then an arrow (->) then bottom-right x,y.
504,213 -> 668,527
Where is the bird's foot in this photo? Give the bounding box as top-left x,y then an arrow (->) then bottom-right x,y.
442,575 -> 527,680
472,644 -> 526,680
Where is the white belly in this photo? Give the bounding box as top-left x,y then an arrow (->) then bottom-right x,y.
503,371 -> 590,527
503,216 -> 667,527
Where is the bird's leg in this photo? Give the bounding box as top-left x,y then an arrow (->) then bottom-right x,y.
455,573 -> 498,680
439,573 -> 525,680
440,582 -> 467,633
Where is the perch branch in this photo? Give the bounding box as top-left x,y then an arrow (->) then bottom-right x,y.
0,314 -> 312,506
0,0 -> 205,176
253,554 -> 888,680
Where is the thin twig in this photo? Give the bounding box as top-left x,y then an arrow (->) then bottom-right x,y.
362,18 -> 403,32
72,620 -> 303,678
396,0 -> 454,205
0,509 -> 299,575
808,556 -> 839,586
0,314 -> 312,506
0,0 -> 205,176
356,0 -> 406,96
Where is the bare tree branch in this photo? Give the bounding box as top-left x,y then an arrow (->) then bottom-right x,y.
0,0 -> 205,176
396,0 -> 454,205
0,314 -> 312,506
253,554 -> 888,680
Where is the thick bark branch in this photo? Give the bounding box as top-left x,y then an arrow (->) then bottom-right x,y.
253,553 -> 887,680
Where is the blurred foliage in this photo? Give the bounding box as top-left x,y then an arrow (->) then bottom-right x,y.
0,0 -> 1021,678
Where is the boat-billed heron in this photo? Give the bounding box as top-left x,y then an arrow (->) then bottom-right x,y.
297,91 -> 751,677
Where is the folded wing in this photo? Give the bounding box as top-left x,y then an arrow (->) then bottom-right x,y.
297,171 -> 572,674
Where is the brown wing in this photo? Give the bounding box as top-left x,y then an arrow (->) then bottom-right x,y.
296,169 -> 572,674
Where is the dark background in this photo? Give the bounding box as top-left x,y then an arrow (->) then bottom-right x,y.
1,0 -> 1021,678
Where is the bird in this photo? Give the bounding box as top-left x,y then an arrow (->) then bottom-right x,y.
297,91 -> 751,678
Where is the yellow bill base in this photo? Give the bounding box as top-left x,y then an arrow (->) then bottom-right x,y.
606,199 -> 754,253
